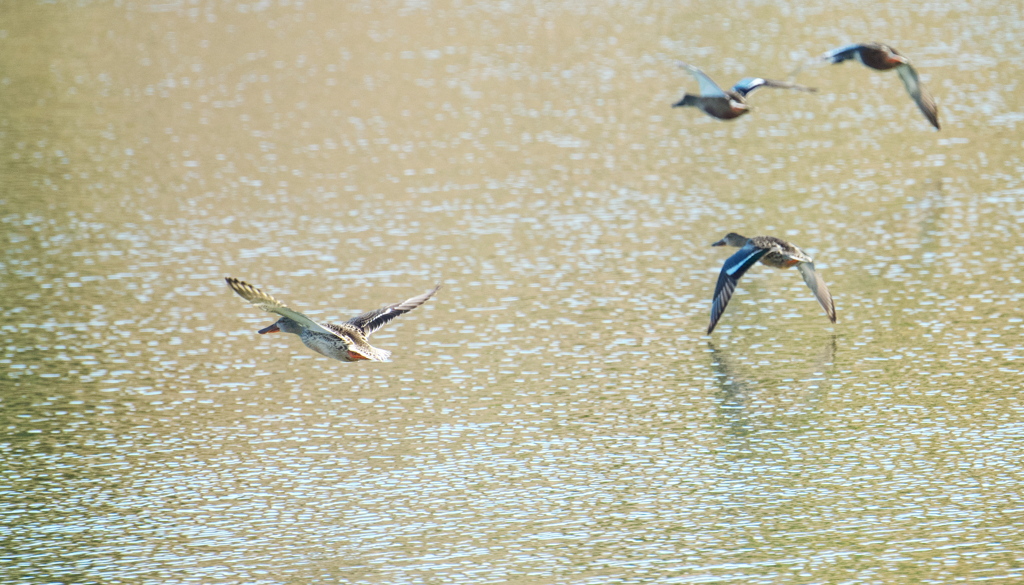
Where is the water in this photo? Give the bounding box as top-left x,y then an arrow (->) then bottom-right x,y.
3,0 -> 1024,583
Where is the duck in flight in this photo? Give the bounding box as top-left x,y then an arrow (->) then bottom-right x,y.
672,61 -> 817,120
821,42 -> 940,130
226,277 -> 439,362
707,233 -> 836,334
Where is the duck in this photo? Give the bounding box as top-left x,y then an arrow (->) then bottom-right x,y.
821,42 -> 940,130
226,277 -> 439,362
707,233 -> 836,334
672,61 -> 817,120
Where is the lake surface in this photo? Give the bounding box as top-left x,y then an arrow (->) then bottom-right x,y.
3,1 -> 1024,583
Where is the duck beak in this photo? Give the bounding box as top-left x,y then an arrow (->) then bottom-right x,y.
258,323 -> 280,334
711,238 -> 726,247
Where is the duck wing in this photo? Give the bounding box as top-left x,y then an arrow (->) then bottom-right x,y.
821,43 -> 867,64
347,284 -> 441,337
677,61 -> 728,97
895,63 -> 940,130
225,277 -> 338,337
731,77 -> 818,97
795,263 -> 837,323
708,243 -> 771,334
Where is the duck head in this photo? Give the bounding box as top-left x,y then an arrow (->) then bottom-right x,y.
711,233 -> 749,248
258,317 -> 303,335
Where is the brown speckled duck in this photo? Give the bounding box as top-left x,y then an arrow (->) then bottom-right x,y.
707,233 -> 836,334
226,277 -> 439,362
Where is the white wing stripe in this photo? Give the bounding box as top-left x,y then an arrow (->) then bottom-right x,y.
726,249 -> 765,276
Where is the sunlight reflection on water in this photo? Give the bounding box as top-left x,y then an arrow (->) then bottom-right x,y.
3,0 -> 1024,583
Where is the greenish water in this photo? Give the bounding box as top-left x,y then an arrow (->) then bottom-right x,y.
2,1 -> 1024,583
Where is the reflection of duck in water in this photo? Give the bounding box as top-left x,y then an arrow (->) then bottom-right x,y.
815,334 -> 838,374
226,277 -> 440,362
672,61 -> 817,120
707,342 -> 755,439
708,342 -> 754,399
709,337 -> 838,439
821,43 -> 940,130
707,233 -> 836,334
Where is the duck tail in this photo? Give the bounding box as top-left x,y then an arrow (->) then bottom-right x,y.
672,94 -> 699,108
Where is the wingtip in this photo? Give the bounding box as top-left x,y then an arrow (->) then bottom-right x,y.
707,308 -> 721,335
819,44 -> 852,62
226,276 -> 256,295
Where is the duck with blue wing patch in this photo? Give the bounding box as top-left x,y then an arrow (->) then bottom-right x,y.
707,233 -> 836,334
673,62 -> 817,121
821,42 -> 940,130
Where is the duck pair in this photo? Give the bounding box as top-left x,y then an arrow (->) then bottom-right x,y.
226,233 -> 831,361
674,42 -> 940,130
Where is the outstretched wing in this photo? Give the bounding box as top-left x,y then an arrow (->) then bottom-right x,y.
225,277 -> 337,337
347,284 -> 441,337
896,63 -> 940,130
731,77 -> 818,97
821,43 -> 866,64
708,244 -> 771,334
795,263 -> 837,323
677,61 -> 727,97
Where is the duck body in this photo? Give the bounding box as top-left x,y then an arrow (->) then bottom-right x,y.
821,42 -> 940,130
263,317 -> 381,362
226,277 -> 439,362
742,235 -> 811,269
708,233 -> 836,334
674,93 -> 750,120
824,42 -> 907,71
